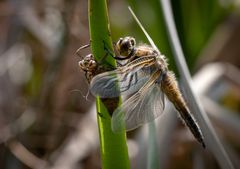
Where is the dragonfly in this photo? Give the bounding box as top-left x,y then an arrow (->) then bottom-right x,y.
90,36 -> 205,148
89,8 -> 205,148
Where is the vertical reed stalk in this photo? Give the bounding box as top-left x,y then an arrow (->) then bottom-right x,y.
159,0 -> 234,168
88,0 -> 130,168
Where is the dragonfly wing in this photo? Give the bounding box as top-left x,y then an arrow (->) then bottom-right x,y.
90,56 -> 156,98
90,70 -> 121,98
112,71 -> 165,132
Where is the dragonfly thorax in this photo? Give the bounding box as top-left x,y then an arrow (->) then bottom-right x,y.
155,55 -> 167,72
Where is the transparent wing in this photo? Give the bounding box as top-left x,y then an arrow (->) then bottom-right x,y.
112,71 -> 165,132
90,56 -> 156,98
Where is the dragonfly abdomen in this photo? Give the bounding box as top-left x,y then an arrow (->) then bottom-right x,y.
161,71 -> 205,148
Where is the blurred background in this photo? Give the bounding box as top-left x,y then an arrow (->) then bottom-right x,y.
0,0 -> 240,169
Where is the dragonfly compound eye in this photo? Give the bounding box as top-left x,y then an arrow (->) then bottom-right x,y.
116,37 -> 135,57
130,37 -> 136,46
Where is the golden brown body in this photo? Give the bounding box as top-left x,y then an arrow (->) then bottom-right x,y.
161,71 -> 205,147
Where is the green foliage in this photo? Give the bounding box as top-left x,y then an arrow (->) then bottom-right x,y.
171,0 -> 230,69
111,0 -> 231,71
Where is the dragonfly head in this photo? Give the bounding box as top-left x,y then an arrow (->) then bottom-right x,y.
116,37 -> 136,57
78,54 -> 97,71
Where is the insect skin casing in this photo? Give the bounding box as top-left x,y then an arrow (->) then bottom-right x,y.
78,54 -> 98,83
160,71 -> 205,148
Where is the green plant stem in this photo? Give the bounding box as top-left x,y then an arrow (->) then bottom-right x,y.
88,0 -> 130,169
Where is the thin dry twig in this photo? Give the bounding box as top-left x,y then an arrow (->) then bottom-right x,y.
0,109 -> 36,144
48,105 -> 99,169
7,140 -> 48,169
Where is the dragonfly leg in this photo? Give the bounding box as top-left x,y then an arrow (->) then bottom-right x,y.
116,62 -> 124,67
118,71 -> 139,93
121,73 -> 135,92
102,40 -> 115,58
123,72 -> 138,91
132,72 -> 138,86
98,53 -> 116,70
156,70 -> 167,84
76,44 -> 90,57
85,40 -> 116,70
97,112 -> 106,118
119,70 -> 135,85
